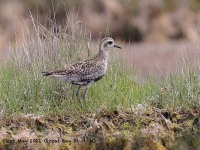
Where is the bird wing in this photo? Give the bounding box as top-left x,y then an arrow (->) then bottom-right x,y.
72,60 -> 104,76
43,57 -> 106,81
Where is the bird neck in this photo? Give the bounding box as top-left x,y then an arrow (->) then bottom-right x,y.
98,50 -> 109,61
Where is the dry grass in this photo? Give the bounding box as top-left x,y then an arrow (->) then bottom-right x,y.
0,9 -> 199,150
0,11 -> 199,116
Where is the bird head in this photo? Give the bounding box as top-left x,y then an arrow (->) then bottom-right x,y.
99,37 -> 122,52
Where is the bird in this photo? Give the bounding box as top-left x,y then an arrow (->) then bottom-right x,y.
42,37 -> 122,102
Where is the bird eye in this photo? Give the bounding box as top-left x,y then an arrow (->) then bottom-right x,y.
108,41 -> 113,45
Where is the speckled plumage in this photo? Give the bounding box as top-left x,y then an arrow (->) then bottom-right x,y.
42,37 -> 122,102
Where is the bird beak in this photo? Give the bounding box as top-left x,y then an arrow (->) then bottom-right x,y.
114,44 -> 122,49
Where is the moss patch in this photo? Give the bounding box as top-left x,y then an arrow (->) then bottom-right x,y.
0,107 -> 199,149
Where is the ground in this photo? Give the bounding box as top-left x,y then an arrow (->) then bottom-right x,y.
0,106 -> 199,149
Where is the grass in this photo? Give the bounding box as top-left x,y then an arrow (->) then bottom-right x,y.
0,12 -> 199,116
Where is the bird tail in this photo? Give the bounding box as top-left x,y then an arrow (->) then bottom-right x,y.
41,72 -> 52,76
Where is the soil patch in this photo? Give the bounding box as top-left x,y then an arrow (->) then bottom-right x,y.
0,107 -> 200,149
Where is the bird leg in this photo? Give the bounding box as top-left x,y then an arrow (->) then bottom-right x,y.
76,85 -> 82,103
82,87 -> 88,102
82,82 -> 92,102
72,87 -> 75,100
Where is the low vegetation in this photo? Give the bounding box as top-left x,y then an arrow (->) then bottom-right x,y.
0,11 -> 199,149
0,12 -> 199,116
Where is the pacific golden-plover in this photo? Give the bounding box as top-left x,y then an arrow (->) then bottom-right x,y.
42,37 -> 122,102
